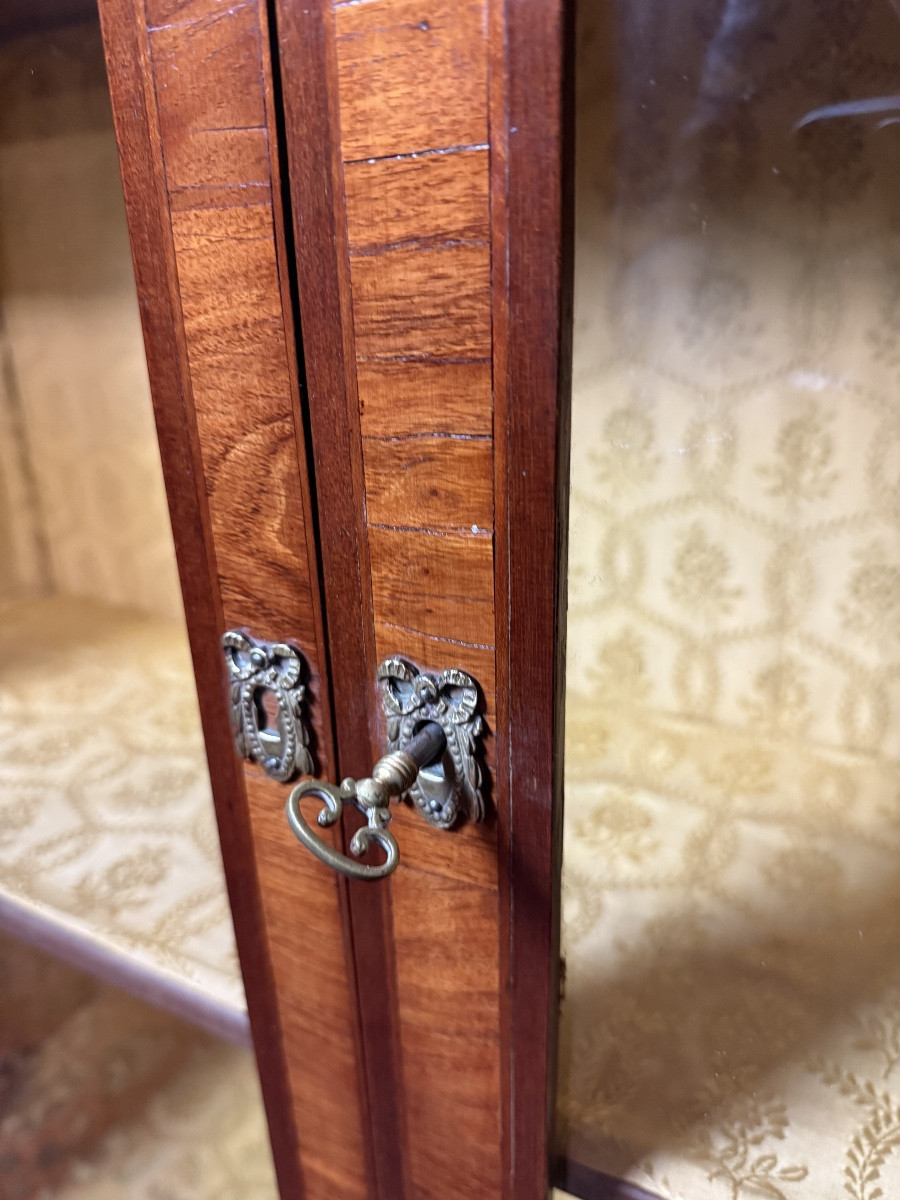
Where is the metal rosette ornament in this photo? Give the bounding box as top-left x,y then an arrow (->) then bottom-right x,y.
376,657 -> 485,829
223,630 -> 313,782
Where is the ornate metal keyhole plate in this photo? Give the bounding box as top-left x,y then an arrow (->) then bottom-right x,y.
377,657 -> 484,829
224,631 -> 313,782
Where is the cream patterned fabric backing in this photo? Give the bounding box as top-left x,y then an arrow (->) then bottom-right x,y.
0,595 -> 244,1025
559,2 -> 900,1198
0,933 -> 273,1200
0,22 -> 242,1031
0,24 -> 184,622
52,1041 -> 277,1200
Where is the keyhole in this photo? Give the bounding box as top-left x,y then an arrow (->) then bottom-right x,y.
253,688 -> 285,758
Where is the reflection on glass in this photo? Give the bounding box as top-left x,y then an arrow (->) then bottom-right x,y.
0,929 -> 271,1197
559,3 -> 900,1196
0,15 -> 274,1193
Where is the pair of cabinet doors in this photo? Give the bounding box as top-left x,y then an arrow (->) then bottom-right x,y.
99,0 -> 570,1198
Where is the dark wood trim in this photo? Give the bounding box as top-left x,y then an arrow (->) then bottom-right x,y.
556,1160 -> 664,1200
269,3 -> 408,1198
497,0 -> 575,1197
488,0 -> 512,1183
97,1 -> 304,1193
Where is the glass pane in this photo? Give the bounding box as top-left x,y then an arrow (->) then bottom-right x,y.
559,3 -> 900,1197
0,930 -> 273,1197
0,11 -> 274,1191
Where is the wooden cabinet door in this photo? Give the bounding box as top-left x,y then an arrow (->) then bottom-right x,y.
98,0 -> 572,1198
99,2 -> 900,1198
97,1 -> 377,1196
273,2 -> 571,1199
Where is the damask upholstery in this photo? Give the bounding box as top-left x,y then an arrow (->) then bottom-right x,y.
0,23 -> 246,1038
0,933 -> 274,1200
0,23 -> 185,621
559,3 -> 900,1197
54,1038 -> 277,1200
0,595 -> 246,1037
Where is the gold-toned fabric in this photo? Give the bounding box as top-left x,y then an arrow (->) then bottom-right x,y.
54,1040 -> 276,1200
56,1041 -> 277,1200
0,933 -> 274,1200
0,21 -> 241,1036
560,3 -> 900,1197
0,595 -> 245,1027
0,24 -> 184,621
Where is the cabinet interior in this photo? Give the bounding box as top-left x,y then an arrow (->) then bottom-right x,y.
0,14 -> 281,1195
0,12 -> 271,1177
559,3 -> 900,1197
0,930 -> 275,1198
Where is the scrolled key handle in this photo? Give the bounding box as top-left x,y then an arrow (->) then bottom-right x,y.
285,721 -> 446,880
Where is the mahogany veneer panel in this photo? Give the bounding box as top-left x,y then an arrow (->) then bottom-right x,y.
362,435 -> 493,533
344,149 -> 489,251
171,207 -> 317,636
148,2 -> 269,204
312,2 -> 502,1197
100,0 -> 373,1196
358,360 -> 493,438
333,0 -> 488,161
277,0 -> 570,1193
243,776 -> 369,1192
367,526 -> 494,648
392,872 -> 502,1199
350,244 -> 491,360
385,805 -> 498,891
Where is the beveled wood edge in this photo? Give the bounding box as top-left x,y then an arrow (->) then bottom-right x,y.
555,1160 -> 664,1200
495,0 -> 575,1197
97,1 -> 305,1192
270,2 -> 406,1197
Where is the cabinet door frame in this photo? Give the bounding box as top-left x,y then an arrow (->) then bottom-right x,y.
503,4 -> 575,1192
98,1 -> 377,1196
100,0 -> 573,1193
274,0 -> 574,1196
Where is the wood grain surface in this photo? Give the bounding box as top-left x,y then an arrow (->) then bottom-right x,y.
344,148 -> 490,252
363,436 -> 493,532
275,0 -> 573,1197
358,360 -> 493,438
276,1 -> 501,1197
334,6 -> 505,1194
501,1 -> 575,1196
333,0 -> 488,161
98,1 -> 375,1197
